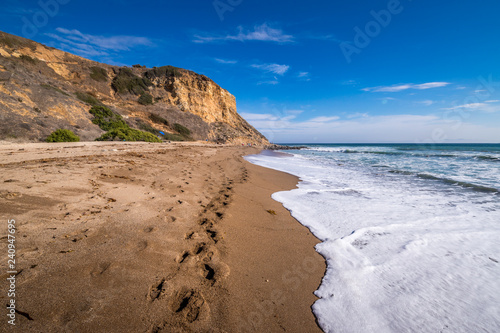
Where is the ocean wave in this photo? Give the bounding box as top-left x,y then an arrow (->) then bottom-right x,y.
388,170 -> 499,193
304,147 -> 500,162
476,155 -> 500,162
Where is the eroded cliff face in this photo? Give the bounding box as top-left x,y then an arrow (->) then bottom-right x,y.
0,31 -> 268,144
143,68 -> 268,144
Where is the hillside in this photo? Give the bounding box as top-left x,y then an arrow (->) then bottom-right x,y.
0,31 -> 268,144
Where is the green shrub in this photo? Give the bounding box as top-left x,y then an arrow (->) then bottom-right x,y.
163,133 -> 187,141
96,128 -> 161,142
0,34 -> 36,50
138,92 -> 153,105
149,113 -> 169,126
46,129 -> 80,142
173,123 -> 191,137
89,106 -> 128,131
137,121 -> 159,135
111,67 -> 153,95
75,92 -> 102,107
89,106 -> 161,143
144,65 -> 181,80
19,54 -> 38,64
90,66 -> 108,82
0,36 -> 16,48
41,84 -> 69,96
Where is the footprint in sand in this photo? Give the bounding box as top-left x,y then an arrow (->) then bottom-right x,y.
126,240 -> 148,252
148,277 -> 169,301
143,226 -> 156,233
169,288 -> 207,323
90,262 -> 112,277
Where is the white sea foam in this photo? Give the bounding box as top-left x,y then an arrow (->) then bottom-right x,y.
246,150 -> 500,333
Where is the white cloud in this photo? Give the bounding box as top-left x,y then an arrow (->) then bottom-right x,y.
342,79 -> 358,86
307,34 -> 345,43
286,110 -> 304,116
363,84 -> 412,92
443,103 -> 486,110
214,58 -> 237,64
442,101 -> 500,113
308,116 -> 340,122
251,63 -> 290,76
257,80 -> 280,85
297,72 -> 311,82
346,112 -> 369,119
416,100 -> 435,106
240,113 -> 279,121
414,82 -> 450,90
46,28 -> 153,57
193,23 -> 293,44
379,97 -> 395,104
363,82 -> 450,93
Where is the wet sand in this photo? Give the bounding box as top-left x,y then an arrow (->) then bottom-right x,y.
0,141 -> 324,332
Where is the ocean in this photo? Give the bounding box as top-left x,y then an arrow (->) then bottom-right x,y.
245,144 -> 500,333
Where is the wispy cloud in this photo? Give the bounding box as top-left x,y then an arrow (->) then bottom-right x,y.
241,113 -> 280,121
342,79 -> 358,86
306,34 -> 345,43
416,100 -> 436,106
257,79 -> 280,85
379,97 -> 395,104
45,27 -> 153,57
363,82 -> 451,92
442,100 -> 500,113
346,112 -> 369,119
214,58 -> 237,64
309,116 -> 340,122
193,23 -> 294,44
251,63 -> 290,76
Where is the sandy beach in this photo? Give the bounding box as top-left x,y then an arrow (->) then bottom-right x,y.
0,141 -> 324,332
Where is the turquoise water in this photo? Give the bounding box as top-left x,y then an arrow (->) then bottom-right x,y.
286,143 -> 500,193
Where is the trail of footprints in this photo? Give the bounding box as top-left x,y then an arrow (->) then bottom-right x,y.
147,166 -> 247,331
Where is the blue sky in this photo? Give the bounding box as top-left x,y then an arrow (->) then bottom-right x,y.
2,0 -> 500,143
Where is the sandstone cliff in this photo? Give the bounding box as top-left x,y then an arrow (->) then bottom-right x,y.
0,31 -> 268,144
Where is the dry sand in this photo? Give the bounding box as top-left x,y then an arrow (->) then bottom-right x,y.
0,141 -> 324,332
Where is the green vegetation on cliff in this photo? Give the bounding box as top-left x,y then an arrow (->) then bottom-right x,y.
144,65 -> 182,79
89,106 -> 127,130
149,113 -> 169,126
90,66 -> 108,82
138,92 -> 153,105
46,129 -> 80,142
75,92 -> 102,107
0,33 -> 36,50
96,128 -> 161,142
89,106 -> 161,142
112,68 -> 152,95
173,123 -> 191,137
19,54 -> 38,64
